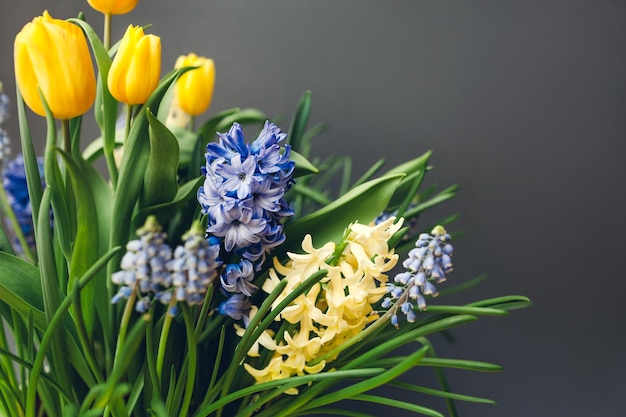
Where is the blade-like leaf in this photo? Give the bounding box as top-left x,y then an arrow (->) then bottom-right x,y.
142,110 -> 180,207
282,174 -> 404,252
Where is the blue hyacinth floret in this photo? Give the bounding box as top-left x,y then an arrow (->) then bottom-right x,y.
382,225 -> 454,327
197,121 -> 295,298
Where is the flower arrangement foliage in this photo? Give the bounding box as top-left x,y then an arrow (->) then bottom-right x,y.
0,3 -> 529,417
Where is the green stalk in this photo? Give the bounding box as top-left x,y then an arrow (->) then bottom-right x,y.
178,304 -> 197,417
103,13 -> 112,51
113,283 -> 138,362
155,296 -> 177,383
61,119 -> 71,155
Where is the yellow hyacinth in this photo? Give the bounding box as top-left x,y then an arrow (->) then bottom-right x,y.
242,218 -> 402,384
87,0 -> 139,15
174,53 -> 216,116
108,25 -> 161,105
14,11 -> 96,119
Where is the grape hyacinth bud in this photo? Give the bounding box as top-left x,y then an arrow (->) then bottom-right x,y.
382,225 -> 454,327
111,216 -> 173,313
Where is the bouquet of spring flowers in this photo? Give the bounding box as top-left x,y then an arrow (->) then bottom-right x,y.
0,2 -> 529,416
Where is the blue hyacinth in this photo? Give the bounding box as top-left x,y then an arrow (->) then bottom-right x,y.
198,121 -> 295,298
2,154 -> 45,252
382,225 -> 454,326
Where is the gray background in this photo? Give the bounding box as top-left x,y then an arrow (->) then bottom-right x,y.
1,0 -> 625,416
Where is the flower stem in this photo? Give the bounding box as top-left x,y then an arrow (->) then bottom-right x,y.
61,119 -> 71,155
104,13 -> 112,50
125,104 -> 133,141
114,283 -> 138,360
178,304 -> 198,417
155,296 -> 177,382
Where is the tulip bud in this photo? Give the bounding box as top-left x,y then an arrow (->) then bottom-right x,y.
174,53 -> 215,116
14,11 -> 96,119
87,0 -> 139,15
108,25 -> 161,105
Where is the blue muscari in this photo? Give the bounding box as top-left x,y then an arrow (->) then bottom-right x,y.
198,121 -> 295,302
111,218 -> 173,313
111,219 -> 222,315
0,92 -> 10,168
382,225 -> 453,326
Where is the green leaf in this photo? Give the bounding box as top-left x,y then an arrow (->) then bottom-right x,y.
349,394 -> 444,417
142,110 -> 180,207
391,381 -> 496,404
69,18 -> 119,184
291,150 -> 319,178
419,358 -> 502,372
282,174 -> 404,251
0,225 -> 15,255
386,151 -> 431,209
405,184 -> 459,218
214,108 -> 267,132
0,253 -> 45,329
301,346 -> 430,412
15,68 -> 43,226
425,305 -> 509,317
288,90 -> 312,153
136,176 -> 203,226
56,149 -> 101,333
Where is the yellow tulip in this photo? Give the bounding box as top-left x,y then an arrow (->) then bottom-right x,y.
108,25 -> 161,105
14,11 -> 96,119
87,0 -> 139,15
174,53 -> 215,116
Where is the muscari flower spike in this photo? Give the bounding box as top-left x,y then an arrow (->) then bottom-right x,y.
156,223 -> 222,314
198,121 -> 295,297
0,90 -> 10,168
111,216 -> 173,313
382,225 -> 453,327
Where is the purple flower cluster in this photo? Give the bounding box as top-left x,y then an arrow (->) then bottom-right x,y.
111,217 -> 221,315
382,225 -> 453,326
197,121 -> 295,299
0,92 -> 10,169
2,154 -> 44,251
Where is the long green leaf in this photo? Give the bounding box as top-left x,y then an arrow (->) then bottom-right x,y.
0,253 -> 45,329
418,358 -> 502,372
282,174 -> 404,252
15,88 -> 43,233
56,149 -> 100,333
288,90 -> 311,153
348,394 -> 443,417
142,110 -> 180,207
391,381 -> 495,404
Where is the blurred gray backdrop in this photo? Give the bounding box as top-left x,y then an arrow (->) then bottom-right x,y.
1,0 -> 625,416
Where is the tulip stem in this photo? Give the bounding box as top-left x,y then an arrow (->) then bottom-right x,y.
61,119 -> 71,154
125,104 -> 133,141
104,13 -> 112,50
